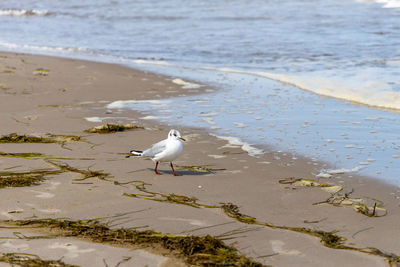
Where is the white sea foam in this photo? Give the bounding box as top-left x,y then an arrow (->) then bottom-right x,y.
0,41 -> 87,54
133,59 -> 172,66
107,99 -> 170,109
317,166 -> 365,178
85,117 -> 103,123
217,68 -> 400,111
212,134 -> 264,157
356,0 -> 400,8
326,166 -> 364,174
0,9 -> 51,16
172,78 -> 202,89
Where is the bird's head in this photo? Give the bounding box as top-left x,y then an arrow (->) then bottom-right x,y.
168,129 -> 185,141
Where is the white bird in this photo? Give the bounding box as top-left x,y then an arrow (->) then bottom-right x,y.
128,129 -> 185,176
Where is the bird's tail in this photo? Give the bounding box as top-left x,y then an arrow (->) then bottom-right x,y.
129,150 -> 143,157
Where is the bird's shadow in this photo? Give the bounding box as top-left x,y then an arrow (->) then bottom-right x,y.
146,168 -> 215,176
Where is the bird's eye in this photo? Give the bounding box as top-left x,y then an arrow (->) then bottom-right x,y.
173,133 -> 177,137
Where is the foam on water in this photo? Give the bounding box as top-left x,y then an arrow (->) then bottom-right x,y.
0,8 -> 51,16
357,0 -> 400,8
218,68 -> 400,111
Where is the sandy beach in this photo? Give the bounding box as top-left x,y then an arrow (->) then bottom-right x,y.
0,52 -> 399,266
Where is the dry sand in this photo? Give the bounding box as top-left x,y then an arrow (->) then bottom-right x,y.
0,52 -> 399,267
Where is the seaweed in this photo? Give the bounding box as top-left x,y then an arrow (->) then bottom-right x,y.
0,253 -> 77,267
0,152 -> 44,158
84,124 -> 144,134
314,192 -> 387,217
0,133 -> 84,151
45,134 -> 82,143
122,182 -> 399,266
0,159 -> 109,188
0,169 -> 64,188
0,84 -> 10,91
0,151 -> 93,161
279,177 -> 342,193
176,165 -> 226,173
46,161 -> 110,181
0,133 -> 57,144
33,68 -> 50,76
122,181 -> 218,208
6,218 -> 266,267
279,177 -> 387,217
221,203 -> 400,266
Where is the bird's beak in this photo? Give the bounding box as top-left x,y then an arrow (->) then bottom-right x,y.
179,137 -> 186,141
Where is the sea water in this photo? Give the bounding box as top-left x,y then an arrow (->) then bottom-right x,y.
0,0 -> 399,185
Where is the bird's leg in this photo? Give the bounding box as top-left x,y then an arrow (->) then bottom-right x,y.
154,162 -> 162,175
170,162 -> 182,176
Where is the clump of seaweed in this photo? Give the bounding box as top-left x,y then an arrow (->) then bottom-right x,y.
279,177 -> 387,217
176,165 -> 226,173
0,253 -> 76,267
122,181 -> 217,208
33,68 -> 50,76
0,133 -> 83,145
46,161 -> 110,181
0,169 -> 64,188
84,124 -> 144,134
314,190 -> 387,217
279,177 -> 342,193
46,134 -> 82,143
0,133 -> 57,144
221,203 -> 258,224
0,152 -> 44,158
7,218 -> 265,267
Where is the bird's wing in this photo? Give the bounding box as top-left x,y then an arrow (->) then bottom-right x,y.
142,139 -> 167,158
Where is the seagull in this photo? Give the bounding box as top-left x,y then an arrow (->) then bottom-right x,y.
127,129 -> 185,176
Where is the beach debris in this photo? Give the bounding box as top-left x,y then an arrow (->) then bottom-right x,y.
176,165 -> 226,173
0,83 -> 10,91
0,168 -> 63,188
2,66 -> 16,74
84,123 -> 144,134
4,218 -> 265,267
278,177 -> 343,194
314,191 -> 387,217
33,68 -> 50,76
122,181 -> 217,209
0,159 -> 111,189
279,177 -> 387,217
46,160 -> 110,181
46,134 -> 82,143
0,133 -> 84,150
0,253 -> 76,267
0,152 -> 44,158
0,133 -> 57,143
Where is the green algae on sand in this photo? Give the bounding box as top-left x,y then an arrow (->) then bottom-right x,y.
84,123 -> 144,134
0,133 -> 57,144
5,218 -> 266,267
0,169 -> 63,188
0,253 -> 77,267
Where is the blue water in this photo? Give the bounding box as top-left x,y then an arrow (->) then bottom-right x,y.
0,0 -> 400,185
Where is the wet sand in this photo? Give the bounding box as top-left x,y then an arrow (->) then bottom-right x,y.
0,52 -> 399,266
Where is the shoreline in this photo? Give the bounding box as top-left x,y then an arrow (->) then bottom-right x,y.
0,51 -> 399,266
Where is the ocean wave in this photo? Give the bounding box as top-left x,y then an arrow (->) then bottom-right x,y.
0,41 -> 88,55
356,0 -> 400,8
217,68 -> 400,111
0,9 -> 52,17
